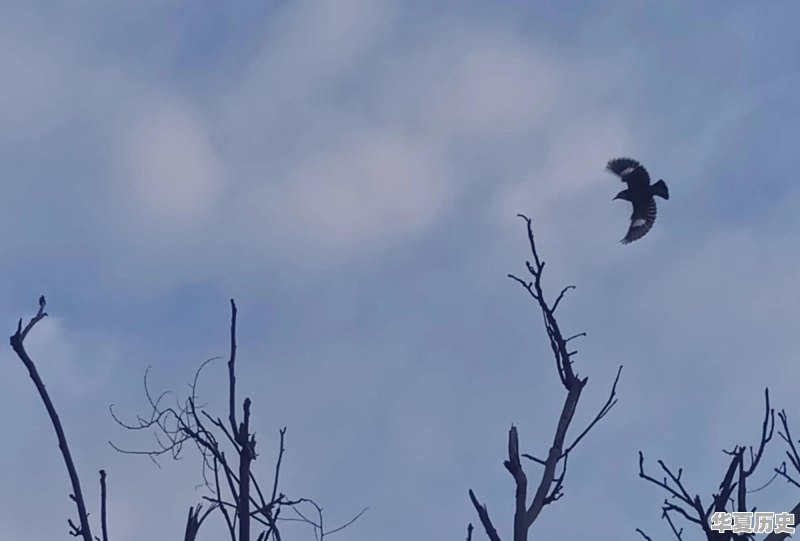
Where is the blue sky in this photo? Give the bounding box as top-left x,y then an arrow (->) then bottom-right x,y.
2,1 -> 800,539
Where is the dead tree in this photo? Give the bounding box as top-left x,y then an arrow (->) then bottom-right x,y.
8,296 -> 110,541
468,214 -> 623,541
110,299 -> 366,541
761,408 -> 800,541
637,388 -> 776,541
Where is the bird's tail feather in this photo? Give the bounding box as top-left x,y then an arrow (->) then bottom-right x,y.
652,179 -> 669,200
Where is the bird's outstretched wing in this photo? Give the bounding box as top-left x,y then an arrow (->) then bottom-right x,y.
621,197 -> 657,244
607,157 -> 651,189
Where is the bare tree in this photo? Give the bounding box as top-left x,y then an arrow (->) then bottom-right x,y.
765,409 -> 800,541
637,389 -> 777,541
468,215 -> 623,541
8,296 -> 109,540
110,299 -> 366,541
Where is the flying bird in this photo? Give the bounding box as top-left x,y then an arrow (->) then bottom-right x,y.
606,157 -> 669,244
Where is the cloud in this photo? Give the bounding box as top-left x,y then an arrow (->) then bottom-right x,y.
252,130 -> 450,253
3,2 -> 800,541
117,99 -> 225,226
494,114 -> 633,215
208,8 -> 564,263
424,35 -> 559,137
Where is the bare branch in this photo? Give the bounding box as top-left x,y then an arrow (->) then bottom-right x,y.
16,294 -> 48,341
286,498 -> 367,540
109,299 -> 362,541
471,216 -> 621,541
99,470 -> 108,541
237,396 -> 254,541
640,388 -> 775,539
228,299 -> 239,439
271,427 -> 287,504
636,528 -> 655,541
743,388 -> 774,477
663,512 -> 684,541
503,426 -> 527,541
9,296 -> 93,541
324,507 -> 370,536
468,489 -> 502,541
183,503 -> 215,541
563,365 -> 623,457
520,454 -> 546,466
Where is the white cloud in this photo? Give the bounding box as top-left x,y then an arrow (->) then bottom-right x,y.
212,11 -> 564,262
252,130 -> 450,253
118,101 -> 225,225
4,2 -> 800,540
273,0 -> 397,81
427,38 -> 558,136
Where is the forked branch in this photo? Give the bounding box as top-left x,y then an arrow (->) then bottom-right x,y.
9,296 -> 95,541
109,299 -> 365,540
639,388 -> 774,540
469,215 -> 623,541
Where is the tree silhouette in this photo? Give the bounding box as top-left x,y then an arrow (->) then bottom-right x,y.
638,389 -> 775,541
7,296 -> 363,541
468,215 -> 623,541
8,296 -> 107,541
109,299 -> 366,541
638,391 -> 800,541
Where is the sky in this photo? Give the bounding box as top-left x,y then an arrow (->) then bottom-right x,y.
1,1 -> 800,539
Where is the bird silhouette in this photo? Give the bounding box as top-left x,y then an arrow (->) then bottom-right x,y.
606,157 -> 669,244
